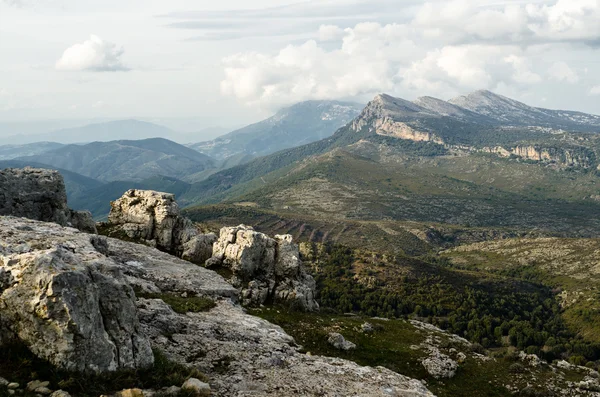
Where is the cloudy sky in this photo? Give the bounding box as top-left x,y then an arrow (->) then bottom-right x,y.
1,0 -> 599,129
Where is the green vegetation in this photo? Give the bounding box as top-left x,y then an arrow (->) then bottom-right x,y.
250,307 -> 590,397
0,344 -> 205,397
135,291 -> 216,314
301,243 -> 600,367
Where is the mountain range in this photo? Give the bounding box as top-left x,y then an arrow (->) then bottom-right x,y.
189,100 -> 363,162
4,89 -> 600,226
181,90 -> 600,238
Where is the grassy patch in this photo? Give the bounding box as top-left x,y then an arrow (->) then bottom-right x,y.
135,291 -> 216,314
250,307 -> 589,397
0,343 -> 206,397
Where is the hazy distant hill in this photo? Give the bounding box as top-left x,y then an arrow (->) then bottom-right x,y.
3,120 -> 177,145
189,100 -> 363,161
0,142 -> 64,160
17,137 -> 215,182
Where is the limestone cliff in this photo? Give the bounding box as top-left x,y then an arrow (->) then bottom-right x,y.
0,167 -> 96,233
208,225 -> 319,311
481,145 -> 595,168
104,189 -> 216,264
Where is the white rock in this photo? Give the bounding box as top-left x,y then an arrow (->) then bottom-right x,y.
327,332 -> 357,351
181,378 -> 211,396
209,225 -> 318,311
422,349 -> 458,379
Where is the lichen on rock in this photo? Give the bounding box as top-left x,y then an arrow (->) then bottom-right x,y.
0,167 -> 96,233
208,225 -> 319,311
104,189 -> 216,264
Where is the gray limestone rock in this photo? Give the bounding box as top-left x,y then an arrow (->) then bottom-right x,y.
208,225 -> 319,311
0,217 -> 159,372
327,332 -> 357,351
106,190 -> 215,264
0,167 -> 97,233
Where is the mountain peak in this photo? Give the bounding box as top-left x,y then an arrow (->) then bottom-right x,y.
370,93 -> 426,115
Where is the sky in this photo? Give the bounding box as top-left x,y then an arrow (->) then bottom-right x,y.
1,0 -> 599,131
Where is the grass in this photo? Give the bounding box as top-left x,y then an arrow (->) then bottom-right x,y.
0,343 -> 206,397
134,291 -> 216,314
249,307 -> 590,397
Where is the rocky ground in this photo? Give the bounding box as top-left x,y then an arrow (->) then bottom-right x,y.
0,216 -> 435,397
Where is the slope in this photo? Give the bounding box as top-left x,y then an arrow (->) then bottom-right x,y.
189,100 -> 363,160
17,137 -> 215,183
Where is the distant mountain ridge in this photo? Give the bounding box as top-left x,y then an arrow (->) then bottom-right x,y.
0,142 -> 64,160
16,137 -> 214,183
448,90 -> 600,129
189,100 -> 363,161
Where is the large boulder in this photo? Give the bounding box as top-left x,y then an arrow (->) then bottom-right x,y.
0,167 -> 96,233
0,217 -> 154,372
208,225 -> 319,311
105,190 -> 216,264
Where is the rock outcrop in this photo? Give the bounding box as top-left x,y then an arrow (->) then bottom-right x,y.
105,189 -> 216,264
1,216 -> 434,396
207,225 -> 319,311
327,332 -> 356,350
0,217 -> 153,372
0,167 -> 96,233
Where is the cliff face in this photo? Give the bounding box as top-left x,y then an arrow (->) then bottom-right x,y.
482,145 -> 595,168
373,118 -> 444,144
0,167 -> 96,233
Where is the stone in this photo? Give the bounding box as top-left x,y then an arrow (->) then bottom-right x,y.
35,387 -> 52,396
181,378 -> 211,396
0,218 -> 153,373
209,225 -> 319,311
0,377 -> 8,386
7,383 -> 19,389
115,389 -> 144,397
361,322 -> 375,333
557,360 -> 572,370
327,333 -> 356,351
26,381 -> 50,392
105,190 -> 215,263
0,167 -> 97,233
0,216 -> 435,397
49,391 -> 71,397
421,349 -> 458,379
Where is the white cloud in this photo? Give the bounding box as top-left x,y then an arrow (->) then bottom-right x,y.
221,23 -> 421,107
590,85 -> 600,95
548,61 -> 579,83
412,0 -> 600,44
221,23 -> 547,108
318,25 -> 345,42
55,35 -> 129,72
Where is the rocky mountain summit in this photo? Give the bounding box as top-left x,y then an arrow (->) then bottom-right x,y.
0,167 -> 96,233
0,168 -> 436,396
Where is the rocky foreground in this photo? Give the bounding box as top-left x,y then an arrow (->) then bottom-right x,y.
0,216 -> 434,396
